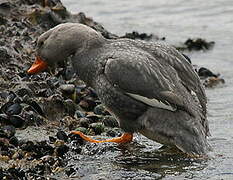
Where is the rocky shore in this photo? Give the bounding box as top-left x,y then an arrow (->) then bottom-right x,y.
0,0 -> 225,179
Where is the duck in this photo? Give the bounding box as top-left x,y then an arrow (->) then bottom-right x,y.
28,23 -> 211,156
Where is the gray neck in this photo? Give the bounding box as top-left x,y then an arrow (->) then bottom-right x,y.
71,31 -> 107,87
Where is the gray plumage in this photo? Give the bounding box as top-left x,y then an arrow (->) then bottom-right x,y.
36,23 -> 211,156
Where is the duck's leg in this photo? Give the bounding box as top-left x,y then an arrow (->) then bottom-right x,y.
71,131 -> 133,144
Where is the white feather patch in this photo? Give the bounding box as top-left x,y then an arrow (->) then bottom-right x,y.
126,93 -> 177,111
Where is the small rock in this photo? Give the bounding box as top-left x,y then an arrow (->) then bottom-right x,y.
56,130 -> 68,142
79,117 -> 90,128
59,84 -> 75,95
93,104 -> 110,115
74,110 -> 85,118
9,136 -> 18,146
55,144 -> 69,157
64,99 -> 76,116
5,103 -> 22,115
54,140 -> 65,147
1,125 -> 16,138
90,123 -> 105,135
49,136 -> 56,143
102,116 -> 119,128
74,127 -> 88,135
9,115 -> 25,128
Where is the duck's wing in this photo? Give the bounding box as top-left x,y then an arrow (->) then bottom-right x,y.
154,43 -> 207,115
104,49 -> 203,117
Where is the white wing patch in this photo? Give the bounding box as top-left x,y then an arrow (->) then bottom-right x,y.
126,93 -> 177,111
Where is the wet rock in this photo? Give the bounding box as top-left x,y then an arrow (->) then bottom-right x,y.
55,144 -> 69,157
74,127 -> 88,135
49,136 -> 57,143
79,117 -> 90,128
9,136 -> 19,146
26,100 -> 44,116
5,103 -> 22,115
0,46 -> 11,62
65,167 -> 75,177
59,84 -> 75,95
94,104 -> 110,115
9,115 -> 25,128
105,129 -> 118,137
0,113 -> 8,122
79,98 -> 97,111
15,87 -> 33,98
0,125 -> 16,138
86,113 -> 101,124
68,133 -> 84,145
176,38 -> 215,51
203,77 -> 225,88
102,116 -> 119,128
56,130 -> 68,142
64,99 -> 76,116
6,91 -> 17,102
74,110 -> 85,118
122,31 -> 153,40
90,122 -> 105,135
198,67 -> 218,78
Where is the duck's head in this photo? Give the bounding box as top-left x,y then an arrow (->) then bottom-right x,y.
28,23 -> 103,74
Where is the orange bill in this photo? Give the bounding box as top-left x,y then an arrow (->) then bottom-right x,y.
27,56 -> 48,74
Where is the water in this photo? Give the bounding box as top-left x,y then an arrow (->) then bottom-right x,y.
62,0 -> 233,179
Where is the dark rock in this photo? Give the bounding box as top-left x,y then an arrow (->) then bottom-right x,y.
64,99 -> 76,116
122,31 -> 153,40
203,77 -> 225,88
90,123 -> 105,135
55,144 -> 69,157
102,116 -> 119,128
0,113 -> 8,122
176,38 -> 215,51
9,136 -> 19,146
15,87 -> 33,97
0,46 -> 11,62
25,100 -> 44,116
79,117 -> 90,128
68,133 -> 84,145
49,136 -> 57,143
65,167 -> 75,177
198,67 -> 218,78
79,98 -> 97,111
73,127 -> 88,135
5,103 -> 22,115
86,114 -> 101,123
74,110 -> 85,118
184,38 -> 215,51
93,104 -> 110,115
1,125 -> 16,138
6,91 -> 17,102
9,115 -> 25,128
59,84 -> 75,94
56,130 -> 68,142
106,129 -> 118,137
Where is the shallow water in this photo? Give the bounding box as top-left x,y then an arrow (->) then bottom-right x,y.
62,0 -> 233,179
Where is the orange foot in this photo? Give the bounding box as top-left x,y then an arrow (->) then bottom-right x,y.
71,131 -> 133,144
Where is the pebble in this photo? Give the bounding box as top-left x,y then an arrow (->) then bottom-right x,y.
79,117 -> 90,128
59,84 -> 75,95
90,122 -> 105,135
102,115 -> 119,128
56,130 -> 68,142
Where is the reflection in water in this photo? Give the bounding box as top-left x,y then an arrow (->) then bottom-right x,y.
114,141 -> 208,179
